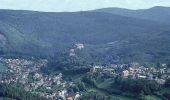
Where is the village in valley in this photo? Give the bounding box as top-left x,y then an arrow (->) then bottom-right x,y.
90,63 -> 170,85
0,58 -> 80,100
0,55 -> 170,100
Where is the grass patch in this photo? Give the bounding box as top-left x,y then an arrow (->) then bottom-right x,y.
145,95 -> 162,100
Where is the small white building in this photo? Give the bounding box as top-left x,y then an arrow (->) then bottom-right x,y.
122,70 -> 129,77
75,43 -> 84,49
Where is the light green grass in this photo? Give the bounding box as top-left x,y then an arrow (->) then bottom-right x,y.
145,95 -> 162,100
87,88 -> 132,100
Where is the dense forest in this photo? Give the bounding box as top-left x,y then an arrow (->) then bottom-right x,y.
0,84 -> 47,100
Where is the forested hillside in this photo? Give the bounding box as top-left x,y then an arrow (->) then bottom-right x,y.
0,8 -> 170,63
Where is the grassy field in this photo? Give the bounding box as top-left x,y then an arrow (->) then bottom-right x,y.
87,86 -> 133,100
145,95 -> 162,100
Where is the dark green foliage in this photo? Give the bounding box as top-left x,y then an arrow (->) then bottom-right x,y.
0,84 -> 46,100
77,82 -> 86,91
41,53 -> 91,75
82,75 -> 98,88
167,64 -> 170,68
68,81 -> 86,93
95,6 -> 170,24
85,75 -> 162,99
0,9 -> 170,63
163,93 -> 170,100
164,78 -> 170,88
111,78 -> 161,96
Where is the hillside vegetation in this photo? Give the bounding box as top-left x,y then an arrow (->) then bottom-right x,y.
0,7 -> 170,63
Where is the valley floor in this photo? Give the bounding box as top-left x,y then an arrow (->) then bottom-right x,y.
0,57 -> 170,100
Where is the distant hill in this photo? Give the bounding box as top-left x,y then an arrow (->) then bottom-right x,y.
0,8 -> 170,63
94,6 -> 170,24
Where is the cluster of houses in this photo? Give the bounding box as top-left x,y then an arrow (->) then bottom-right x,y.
70,43 -> 84,56
90,63 -> 170,84
1,56 -> 170,99
0,58 -> 80,100
0,58 -> 47,83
